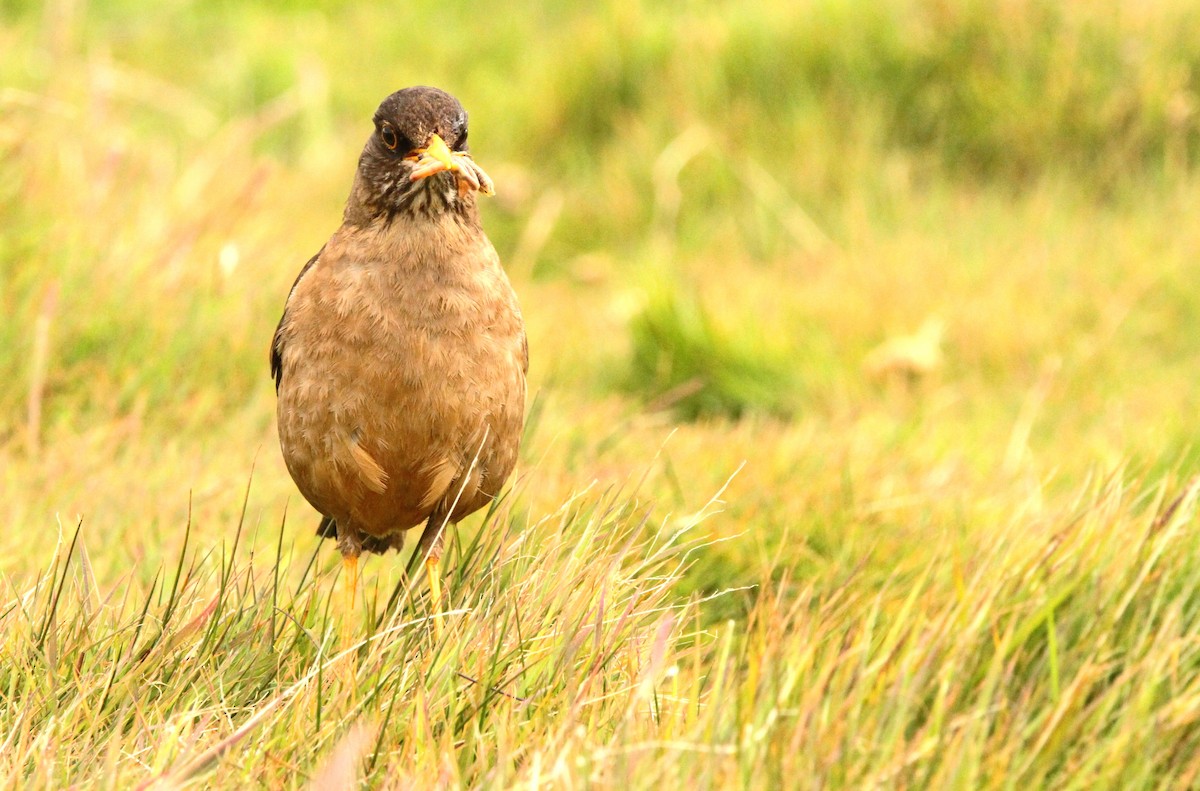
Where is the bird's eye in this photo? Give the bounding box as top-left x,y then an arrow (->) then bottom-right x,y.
380,125 -> 399,150
454,128 -> 468,150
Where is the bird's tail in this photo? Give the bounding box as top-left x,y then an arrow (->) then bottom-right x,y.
316,515 -> 337,539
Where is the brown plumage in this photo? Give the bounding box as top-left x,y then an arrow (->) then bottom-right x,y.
270,87 -> 527,620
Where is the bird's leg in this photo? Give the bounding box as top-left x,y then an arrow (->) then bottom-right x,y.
426,556 -> 444,641
409,513 -> 450,640
339,552 -> 362,655
342,553 -> 360,614
336,528 -> 364,654
332,552 -> 363,689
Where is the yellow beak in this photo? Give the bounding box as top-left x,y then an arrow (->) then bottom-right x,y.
408,132 -> 494,197
409,133 -> 456,181
424,133 -> 455,170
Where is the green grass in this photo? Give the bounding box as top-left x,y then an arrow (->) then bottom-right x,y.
4,0 -> 1200,786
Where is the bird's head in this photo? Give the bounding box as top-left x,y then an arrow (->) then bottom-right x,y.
346,86 -> 495,223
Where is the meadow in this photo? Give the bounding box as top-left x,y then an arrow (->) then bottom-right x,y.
3,0 -> 1200,787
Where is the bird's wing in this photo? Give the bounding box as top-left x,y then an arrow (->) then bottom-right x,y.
270,247 -> 324,392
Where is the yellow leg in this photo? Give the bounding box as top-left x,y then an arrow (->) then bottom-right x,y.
343,554 -> 359,609
408,513 -> 451,640
340,554 -> 360,649
426,554 -> 445,641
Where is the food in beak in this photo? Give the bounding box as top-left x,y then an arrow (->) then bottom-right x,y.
409,133 -> 495,197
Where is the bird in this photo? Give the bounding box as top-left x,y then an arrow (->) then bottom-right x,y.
270,86 -> 528,636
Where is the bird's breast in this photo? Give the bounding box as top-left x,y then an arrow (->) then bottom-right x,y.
275,220 -> 526,536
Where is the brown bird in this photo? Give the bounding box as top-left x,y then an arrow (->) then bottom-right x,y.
270,86 -> 527,634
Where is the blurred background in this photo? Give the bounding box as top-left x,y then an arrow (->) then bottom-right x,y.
2,0 -> 1199,599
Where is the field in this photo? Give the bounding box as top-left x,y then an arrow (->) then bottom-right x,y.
3,0 -> 1200,787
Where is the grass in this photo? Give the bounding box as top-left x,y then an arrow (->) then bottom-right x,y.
3,482 -> 709,787
3,0 -> 1200,786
